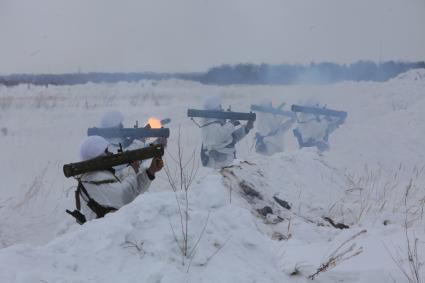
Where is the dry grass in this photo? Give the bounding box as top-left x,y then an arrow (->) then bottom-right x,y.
329,164 -> 425,226
163,127 -> 209,267
386,182 -> 424,283
308,229 -> 366,280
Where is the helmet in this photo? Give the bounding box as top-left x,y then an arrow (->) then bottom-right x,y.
79,135 -> 110,161
203,96 -> 222,111
100,110 -> 124,128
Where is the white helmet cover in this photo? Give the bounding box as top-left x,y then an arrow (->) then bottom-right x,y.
203,96 -> 222,110
100,110 -> 124,128
79,135 -> 110,161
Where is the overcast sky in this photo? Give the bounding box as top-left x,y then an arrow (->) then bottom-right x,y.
0,0 -> 424,74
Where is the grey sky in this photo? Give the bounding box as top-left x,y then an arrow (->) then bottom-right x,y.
1,0 -> 424,74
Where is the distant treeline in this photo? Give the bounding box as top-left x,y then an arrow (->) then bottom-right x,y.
200,61 -> 425,85
0,72 -> 200,87
1,61 -> 424,87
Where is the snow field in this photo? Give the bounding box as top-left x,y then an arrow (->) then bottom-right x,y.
0,70 -> 424,282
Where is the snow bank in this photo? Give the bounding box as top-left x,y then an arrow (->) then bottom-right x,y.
0,172 -> 289,283
390,68 -> 425,82
1,150 -> 423,282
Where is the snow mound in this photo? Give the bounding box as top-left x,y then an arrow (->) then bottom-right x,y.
390,68 -> 425,82
223,151 -> 425,227
0,171 -> 289,283
221,150 -> 347,225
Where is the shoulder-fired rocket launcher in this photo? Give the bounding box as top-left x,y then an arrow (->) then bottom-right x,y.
250,104 -> 296,119
63,144 -> 164,178
187,109 -> 256,121
87,127 -> 170,139
291,105 -> 347,120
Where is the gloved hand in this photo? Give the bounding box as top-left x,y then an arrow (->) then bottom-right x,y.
246,120 -> 254,131
147,157 -> 164,176
130,161 -> 140,173
230,120 -> 241,126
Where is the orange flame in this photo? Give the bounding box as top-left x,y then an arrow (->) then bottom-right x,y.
147,117 -> 161,129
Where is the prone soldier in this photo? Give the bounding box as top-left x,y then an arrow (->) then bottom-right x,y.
251,101 -> 295,155
188,96 -> 255,169
64,135 -> 164,224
